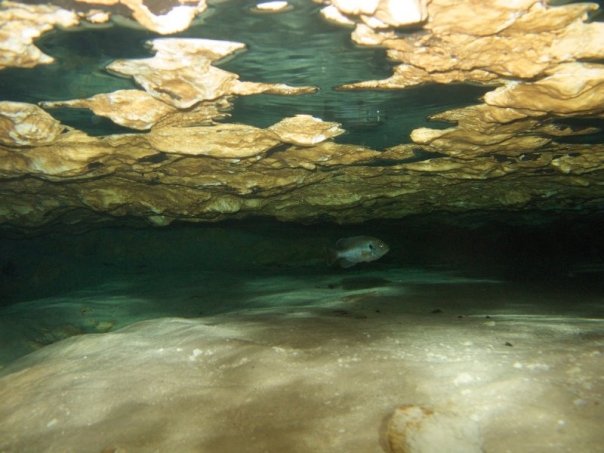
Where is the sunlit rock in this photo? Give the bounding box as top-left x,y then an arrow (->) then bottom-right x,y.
0,102 -> 66,147
106,38 -> 243,109
0,2 -> 79,70
40,90 -> 178,131
322,0 -> 428,36
252,1 -> 291,13
339,64 -> 498,90
264,142 -> 379,170
426,0 -> 540,35
484,63 -> 604,116
16,132 -> 155,178
147,124 -> 280,159
71,0 -> 207,34
1,0 -> 604,228
231,81 -> 317,96
339,0 -> 604,87
320,5 -> 356,27
268,115 -> 345,146
107,38 -> 316,109
81,8 -> 111,24
366,0 -> 428,29
332,0 -> 379,16
121,0 -> 206,35
153,99 -> 233,129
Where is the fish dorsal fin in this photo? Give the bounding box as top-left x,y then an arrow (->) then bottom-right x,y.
336,236 -> 368,249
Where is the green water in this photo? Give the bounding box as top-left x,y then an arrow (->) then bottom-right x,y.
0,0 -> 489,148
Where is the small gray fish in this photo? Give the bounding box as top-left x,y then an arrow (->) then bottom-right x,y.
329,236 -> 389,268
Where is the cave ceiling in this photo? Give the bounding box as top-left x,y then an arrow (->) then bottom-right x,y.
0,0 -> 603,229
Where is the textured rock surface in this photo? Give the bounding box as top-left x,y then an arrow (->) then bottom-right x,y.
1,99 -> 603,228
0,2 -> 79,70
40,90 -> 178,131
253,1 -> 290,13
1,1 -> 604,229
70,0 -> 207,34
0,102 -> 66,147
106,38 -> 316,110
386,405 -> 482,453
268,115 -> 345,146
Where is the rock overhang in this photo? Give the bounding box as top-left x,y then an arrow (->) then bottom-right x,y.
0,0 -> 603,230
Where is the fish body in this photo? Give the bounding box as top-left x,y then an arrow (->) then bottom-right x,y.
329,236 -> 389,268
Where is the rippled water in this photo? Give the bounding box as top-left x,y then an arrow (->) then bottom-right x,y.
0,0 -> 490,148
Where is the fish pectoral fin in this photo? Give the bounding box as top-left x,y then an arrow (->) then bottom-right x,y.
338,259 -> 357,269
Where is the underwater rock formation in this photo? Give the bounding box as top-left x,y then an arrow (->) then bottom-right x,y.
0,1 -> 79,70
0,0 -> 603,229
386,405 -> 482,453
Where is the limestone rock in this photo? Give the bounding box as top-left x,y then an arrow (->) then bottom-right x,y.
73,0 -> 207,34
0,2 -> 79,70
147,124 -> 280,159
332,0 -> 380,16
369,0 -> 428,28
40,90 -> 178,131
263,142 -> 379,170
252,2 -> 291,13
268,115 -> 345,146
426,0 -> 541,36
107,38 -> 316,109
230,81 -> 317,97
386,405 -> 483,453
106,38 -> 244,109
320,1 -> 428,33
320,5 -> 356,27
0,102 -> 66,147
152,99 -> 233,129
338,0 -> 604,88
81,9 -> 111,24
1,0 -> 604,229
484,63 -> 604,116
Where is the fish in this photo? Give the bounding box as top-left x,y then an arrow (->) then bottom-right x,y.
328,236 -> 389,268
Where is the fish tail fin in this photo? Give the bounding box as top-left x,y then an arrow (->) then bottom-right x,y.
325,247 -> 338,267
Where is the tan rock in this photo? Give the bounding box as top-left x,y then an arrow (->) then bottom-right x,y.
264,142 -> 379,169
253,2 -> 291,13
371,0 -> 428,28
268,115 -> 345,146
40,90 -> 178,131
332,0 -> 379,16
230,81 -> 317,97
0,102 -> 66,147
147,124 -> 280,158
484,63 -> 604,116
339,64 -> 498,90
107,38 -> 316,109
74,0 -> 207,34
153,99 -> 233,129
0,2 -> 79,70
106,38 -> 243,109
320,5 -> 356,27
81,9 -> 111,24
386,405 -> 483,453
351,23 -> 398,46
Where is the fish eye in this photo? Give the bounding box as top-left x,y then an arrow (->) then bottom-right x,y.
368,244 -> 374,250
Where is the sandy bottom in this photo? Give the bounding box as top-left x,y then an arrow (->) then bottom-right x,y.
0,267 -> 602,452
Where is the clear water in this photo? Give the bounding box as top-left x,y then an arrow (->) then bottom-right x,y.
0,1 -> 603,451
0,0 -> 489,148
